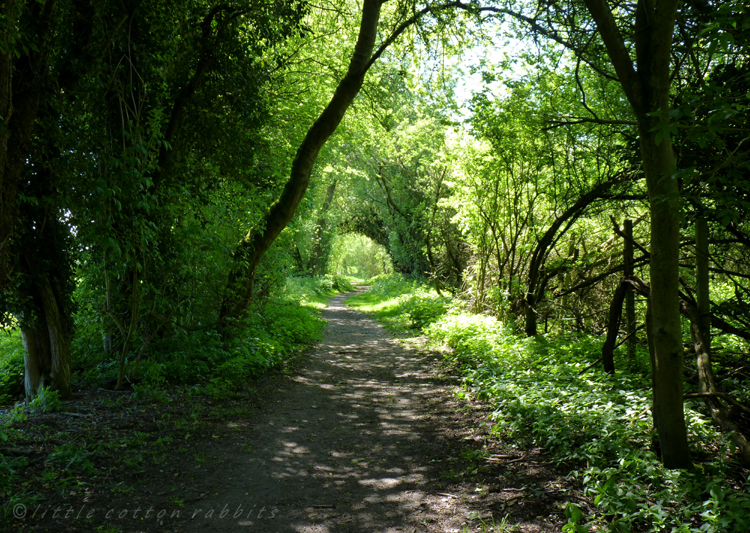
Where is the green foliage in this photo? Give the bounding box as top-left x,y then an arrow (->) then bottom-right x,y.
426,311 -> 518,366
0,0 -> 314,400
72,275 -> 342,399
327,234 -> 392,279
430,311 -> 750,532
356,281 -> 750,532
0,9 -> 747,530
282,275 -> 354,308
314,275 -> 355,294
0,454 -> 27,497
5,404 -> 26,424
563,503 -> 588,533
48,443 -> 95,475
0,331 -> 24,404
28,388 -> 62,414
347,274 -> 451,332
213,300 -> 326,387
317,62 -> 464,282
399,291 -> 451,330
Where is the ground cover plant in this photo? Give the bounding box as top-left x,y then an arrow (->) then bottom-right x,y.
347,274 -> 452,332
349,274 -> 750,533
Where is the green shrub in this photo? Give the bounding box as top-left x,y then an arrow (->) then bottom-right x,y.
398,290 -> 450,329
284,275 -> 354,307
0,453 -> 28,505
28,388 -> 62,413
325,274 -> 355,293
0,331 -> 25,404
365,273 -> 416,298
48,443 -> 95,474
71,275 -> 330,395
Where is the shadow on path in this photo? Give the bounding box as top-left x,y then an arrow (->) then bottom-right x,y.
181,292 -> 566,532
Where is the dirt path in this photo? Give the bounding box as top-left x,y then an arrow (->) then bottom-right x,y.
166,291 -> 567,532
8,290 -> 570,532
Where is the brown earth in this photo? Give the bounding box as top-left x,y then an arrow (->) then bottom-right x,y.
4,291 -> 581,532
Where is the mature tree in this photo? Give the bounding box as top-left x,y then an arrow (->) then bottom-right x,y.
541,0 -> 686,468
457,0 -> 693,468
0,0 -> 80,398
219,0 -> 470,325
0,0 -> 309,397
219,0 -> 389,325
1,1 -> 57,293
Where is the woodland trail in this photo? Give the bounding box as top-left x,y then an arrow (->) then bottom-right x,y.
164,290 -> 570,532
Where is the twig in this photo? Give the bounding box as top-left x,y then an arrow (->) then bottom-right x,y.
501,494 -> 524,510
684,392 -> 750,416
579,357 -> 603,374
614,324 -> 645,348
488,454 -> 527,463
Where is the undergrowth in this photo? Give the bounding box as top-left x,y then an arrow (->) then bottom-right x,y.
0,333 -> 24,404
284,274 -> 354,308
0,275 -> 351,404
350,274 -> 750,533
346,273 -> 451,331
78,275 -> 349,398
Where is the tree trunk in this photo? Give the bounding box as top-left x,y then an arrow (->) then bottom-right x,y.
21,323 -> 52,402
441,226 -> 464,291
524,294 -> 537,336
688,218 -> 750,462
2,0 -> 71,401
523,176 -> 621,337
425,174 -> 445,296
424,234 -> 444,296
582,0 -> 691,469
626,273 -> 749,461
683,301 -> 750,462
474,246 -> 486,313
20,270 -> 72,400
0,2 -> 17,287
219,0 -> 387,327
639,116 -> 691,469
307,179 -> 338,276
602,280 -> 628,374
38,274 -> 72,398
292,244 -> 306,272
624,219 -> 636,359
695,217 -> 712,393
0,0 -> 56,291
115,267 -> 141,391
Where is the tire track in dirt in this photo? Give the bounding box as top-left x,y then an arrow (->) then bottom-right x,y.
182,291 -> 567,532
